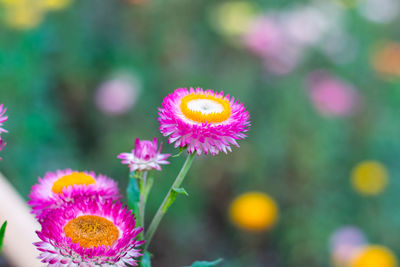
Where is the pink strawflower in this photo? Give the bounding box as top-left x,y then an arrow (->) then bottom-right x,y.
0,104 -> 7,134
35,197 -> 144,267
307,70 -> 361,117
0,104 -> 8,160
0,139 -> 5,150
28,169 -> 120,221
0,138 -> 5,160
118,137 -> 170,171
158,87 -> 250,155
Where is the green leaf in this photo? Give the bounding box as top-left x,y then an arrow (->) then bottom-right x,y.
162,187 -> 189,213
184,258 -> 223,267
173,187 -> 189,196
0,221 -> 7,252
140,251 -> 152,267
173,146 -> 187,157
127,176 -> 141,219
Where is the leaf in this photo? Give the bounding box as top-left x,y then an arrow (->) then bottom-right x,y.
140,251 -> 152,267
127,177 -> 141,218
184,258 -> 223,267
173,187 -> 189,196
162,187 -> 189,213
0,221 -> 7,252
173,146 -> 187,157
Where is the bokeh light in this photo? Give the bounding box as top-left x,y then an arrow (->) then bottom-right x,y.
350,245 -> 398,267
209,1 -> 257,38
351,161 -> 388,196
94,72 -> 141,116
307,70 -> 361,117
358,0 -> 400,24
0,0 -> 73,30
229,192 -> 278,232
330,226 -> 367,267
42,0 -> 72,10
372,42 -> 400,78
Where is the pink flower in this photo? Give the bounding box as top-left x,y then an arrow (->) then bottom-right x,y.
158,88 -> 250,155
0,104 -> 8,160
35,196 -> 144,266
307,70 -> 361,117
0,138 -> 5,160
118,137 -> 171,171
0,104 -> 7,134
28,169 -> 120,221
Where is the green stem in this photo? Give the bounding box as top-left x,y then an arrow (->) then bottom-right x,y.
144,153 -> 195,249
139,171 -> 148,229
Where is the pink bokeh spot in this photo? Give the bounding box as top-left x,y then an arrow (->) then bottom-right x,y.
243,16 -> 284,58
330,226 -> 367,265
308,70 -> 361,117
95,74 -> 140,116
242,15 -> 303,75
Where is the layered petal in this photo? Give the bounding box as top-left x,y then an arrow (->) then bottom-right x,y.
158,88 -> 250,155
118,137 -> 171,171
35,197 -> 144,266
28,169 -> 120,221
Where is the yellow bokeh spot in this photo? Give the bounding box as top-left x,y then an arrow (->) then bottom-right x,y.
3,2 -> 44,30
210,1 -> 257,37
229,192 -> 278,232
64,215 -> 119,248
332,0 -> 361,9
351,245 -> 398,267
52,172 -> 96,194
351,161 -> 388,196
180,93 -> 231,123
1,0 -> 72,30
41,0 -> 72,11
0,0 -> 23,5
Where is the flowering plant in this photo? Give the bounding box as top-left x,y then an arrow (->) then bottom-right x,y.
4,86 -> 250,266
120,87 -> 250,266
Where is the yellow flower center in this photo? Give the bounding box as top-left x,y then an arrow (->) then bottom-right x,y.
180,93 -> 231,123
64,215 -> 119,248
52,172 -> 96,194
229,192 -> 279,232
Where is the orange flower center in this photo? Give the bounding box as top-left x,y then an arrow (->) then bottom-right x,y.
180,93 -> 231,123
51,172 -> 96,194
64,215 -> 119,248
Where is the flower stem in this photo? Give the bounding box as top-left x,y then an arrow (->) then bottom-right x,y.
139,171 -> 148,229
144,153 -> 195,249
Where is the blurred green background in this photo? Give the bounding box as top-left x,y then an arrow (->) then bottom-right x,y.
1,0 -> 400,266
